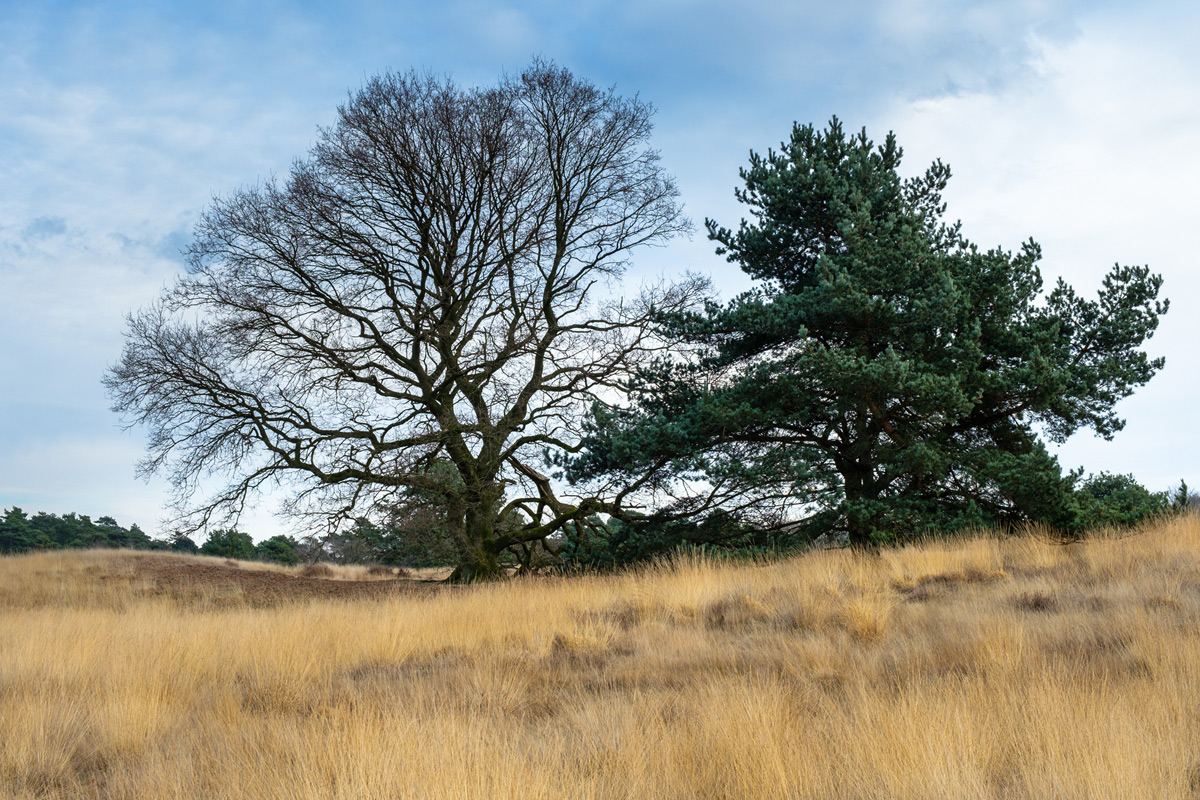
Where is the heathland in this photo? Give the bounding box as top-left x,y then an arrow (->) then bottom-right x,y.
3,517 -> 1200,799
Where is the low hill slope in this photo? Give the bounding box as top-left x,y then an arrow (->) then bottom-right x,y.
2,518 -> 1200,799
0,549 -> 442,609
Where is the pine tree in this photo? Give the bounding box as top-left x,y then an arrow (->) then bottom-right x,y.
577,119 -> 1168,546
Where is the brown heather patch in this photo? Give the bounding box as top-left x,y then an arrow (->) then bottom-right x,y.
0,550 -> 442,611
296,561 -> 335,578
1013,589 -> 1059,612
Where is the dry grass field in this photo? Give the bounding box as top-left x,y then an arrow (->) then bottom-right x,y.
3,517 -> 1200,799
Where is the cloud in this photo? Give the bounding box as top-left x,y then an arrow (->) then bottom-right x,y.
0,434 -> 161,524
20,215 -> 67,241
154,227 -> 192,265
876,9 -> 1200,489
107,223 -> 194,265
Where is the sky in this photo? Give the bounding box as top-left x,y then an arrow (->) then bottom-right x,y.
1,0 -> 1197,539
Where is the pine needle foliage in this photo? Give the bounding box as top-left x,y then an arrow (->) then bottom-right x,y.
574,119 -> 1168,545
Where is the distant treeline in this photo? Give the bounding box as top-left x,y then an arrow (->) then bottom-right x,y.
0,508 -> 303,565
0,505 -> 449,568
0,507 -> 162,554
4,474 -> 1196,570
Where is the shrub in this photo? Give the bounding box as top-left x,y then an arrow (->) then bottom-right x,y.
256,535 -> 300,565
1076,473 -> 1168,530
169,535 -> 199,554
199,529 -> 257,560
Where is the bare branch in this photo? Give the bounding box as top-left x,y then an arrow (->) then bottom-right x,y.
105,60 -> 696,580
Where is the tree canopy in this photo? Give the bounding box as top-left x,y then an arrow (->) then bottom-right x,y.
197,529 -> 257,560
573,119 -> 1168,546
0,507 -> 157,554
105,61 -> 694,580
1076,472 -> 1169,530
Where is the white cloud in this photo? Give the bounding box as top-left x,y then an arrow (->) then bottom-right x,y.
0,433 -> 288,539
0,435 -> 164,525
879,15 -> 1200,489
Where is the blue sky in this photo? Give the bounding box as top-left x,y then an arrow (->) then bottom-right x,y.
2,0 -> 1197,538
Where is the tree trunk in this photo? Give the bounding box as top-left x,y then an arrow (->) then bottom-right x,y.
845,511 -> 873,549
447,546 -> 501,583
841,458 -> 878,549
446,498 -> 503,583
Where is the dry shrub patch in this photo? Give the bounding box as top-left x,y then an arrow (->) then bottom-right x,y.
2,515 -> 1200,799
298,562 -> 335,578
1013,590 -> 1059,612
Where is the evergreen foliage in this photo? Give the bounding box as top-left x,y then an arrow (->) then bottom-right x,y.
255,534 -> 301,565
0,507 -> 159,554
198,529 -> 257,560
558,511 -> 787,570
1076,472 -> 1169,529
320,516 -> 458,568
575,119 -> 1168,546
1171,480 -> 1200,511
169,535 -> 199,554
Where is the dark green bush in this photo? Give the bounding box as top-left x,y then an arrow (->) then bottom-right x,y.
255,534 -> 300,565
1076,472 -> 1168,530
559,511 -> 791,571
169,535 -> 199,554
0,507 -> 162,554
198,529 -> 257,560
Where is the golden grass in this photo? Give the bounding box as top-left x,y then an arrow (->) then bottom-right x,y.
3,517 -> 1200,799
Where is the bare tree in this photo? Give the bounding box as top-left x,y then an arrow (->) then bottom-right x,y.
105,60 -> 695,580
